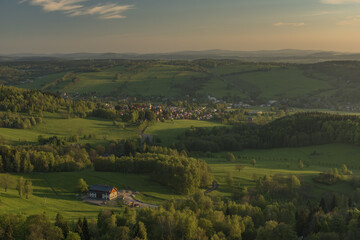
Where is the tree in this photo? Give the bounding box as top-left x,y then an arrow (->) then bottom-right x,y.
341,164 -> 352,175
75,218 -> 83,240
134,221 -> 147,240
226,153 -> 236,163
116,226 -> 130,240
256,220 -> 278,240
251,158 -> 256,167
235,164 -> 245,172
4,224 -> 14,240
16,176 -> 25,197
298,159 -> 304,169
1,174 -> 12,192
24,180 -> 33,199
77,178 -> 88,193
115,73 -> 121,81
290,175 -> 301,191
226,172 -> 234,187
55,213 -> 70,238
319,197 -> 328,213
82,217 -> 90,240
272,223 -> 298,240
65,232 -> 81,240
331,194 -> 338,210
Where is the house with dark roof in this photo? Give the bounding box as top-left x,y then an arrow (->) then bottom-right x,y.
89,185 -> 118,200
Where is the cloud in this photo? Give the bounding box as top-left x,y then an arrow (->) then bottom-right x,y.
337,16 -> 360,25
321,0 -> 360,4
69,3 -> 133,19
273,22 -> 305,27
20,0 -> 133,19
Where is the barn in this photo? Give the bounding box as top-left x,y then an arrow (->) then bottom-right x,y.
89,185 -> 118,200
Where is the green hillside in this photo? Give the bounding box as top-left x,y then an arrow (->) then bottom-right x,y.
6,60 -> 339,102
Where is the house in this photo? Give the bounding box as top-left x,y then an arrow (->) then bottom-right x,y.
89,185 -> 118,200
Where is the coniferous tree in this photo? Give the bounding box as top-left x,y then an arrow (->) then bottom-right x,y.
4,224 -> 14,240
55,213 -> 70,238
82,217 -> 90,240
75,218 -> 83,240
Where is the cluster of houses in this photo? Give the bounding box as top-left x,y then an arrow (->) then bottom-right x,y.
115,104 -> 215,121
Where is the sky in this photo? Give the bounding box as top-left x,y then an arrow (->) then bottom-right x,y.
1,0 -> 360,54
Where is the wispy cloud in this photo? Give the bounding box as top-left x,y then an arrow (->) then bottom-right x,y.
69,3 -> 133,19
273,22 -> 305,27
337,15 -> 360,25
321,0 -> 360,4
20,0 -> 133,19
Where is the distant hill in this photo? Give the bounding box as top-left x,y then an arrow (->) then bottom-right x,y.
2,49 -> 360,63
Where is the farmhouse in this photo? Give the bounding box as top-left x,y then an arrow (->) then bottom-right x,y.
89,185 -> 118,200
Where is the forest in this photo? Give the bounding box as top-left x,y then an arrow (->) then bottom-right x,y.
177,112 -> 360,152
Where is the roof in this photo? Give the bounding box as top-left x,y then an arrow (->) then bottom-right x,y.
89,185 -> 116,193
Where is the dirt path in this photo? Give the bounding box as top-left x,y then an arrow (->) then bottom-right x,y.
42,175 -> 58,196
204,180 -> 219,194
119,191 -> 158,208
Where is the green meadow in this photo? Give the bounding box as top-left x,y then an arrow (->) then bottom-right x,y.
0,170 -> 181,221
20,72 -> 67,90
11,62 -> 336,100
49,64 -> 207,97
1,143 -> 358,220
204,144 -> 360,198
223,67 -> 332,99
0,115 -> 137,145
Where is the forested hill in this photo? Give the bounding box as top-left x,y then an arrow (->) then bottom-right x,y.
177,112 -> 360,152
3,60 -> 360,110
0,85 -> 94,115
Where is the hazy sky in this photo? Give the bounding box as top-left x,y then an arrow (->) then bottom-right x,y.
1,0 -> 360,54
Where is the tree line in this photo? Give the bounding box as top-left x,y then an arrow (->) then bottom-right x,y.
177,112 -> 360,152
0,111 -> 42,129
0,137 -> 91,173
94,149 -> 212,195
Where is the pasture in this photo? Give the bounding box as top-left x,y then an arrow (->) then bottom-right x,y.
204,144 -> 360,198
0,114 -> 137,145
11,62 -> 337,101
45,63 -> 207,97
0,170 -> 181,221
223,67 -> 332,99
0,114 -> 226,146
19,72 -> 66,90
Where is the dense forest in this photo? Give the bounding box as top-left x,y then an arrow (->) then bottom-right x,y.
0,85 -> 94,116
177,112 -> 360,152
94,147 -> 212,194
0,138 -> 91,172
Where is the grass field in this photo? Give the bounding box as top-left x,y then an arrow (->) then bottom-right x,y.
45,64 -> 207,97
11,62 -> 338,100
204,144 -> 360,198
224,67 -> 332,99
1,142 -> 359,220
0,115 -> 226,146
19,72 -> 67,90
0,114 -> 138,145
0,170 -> 182,221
